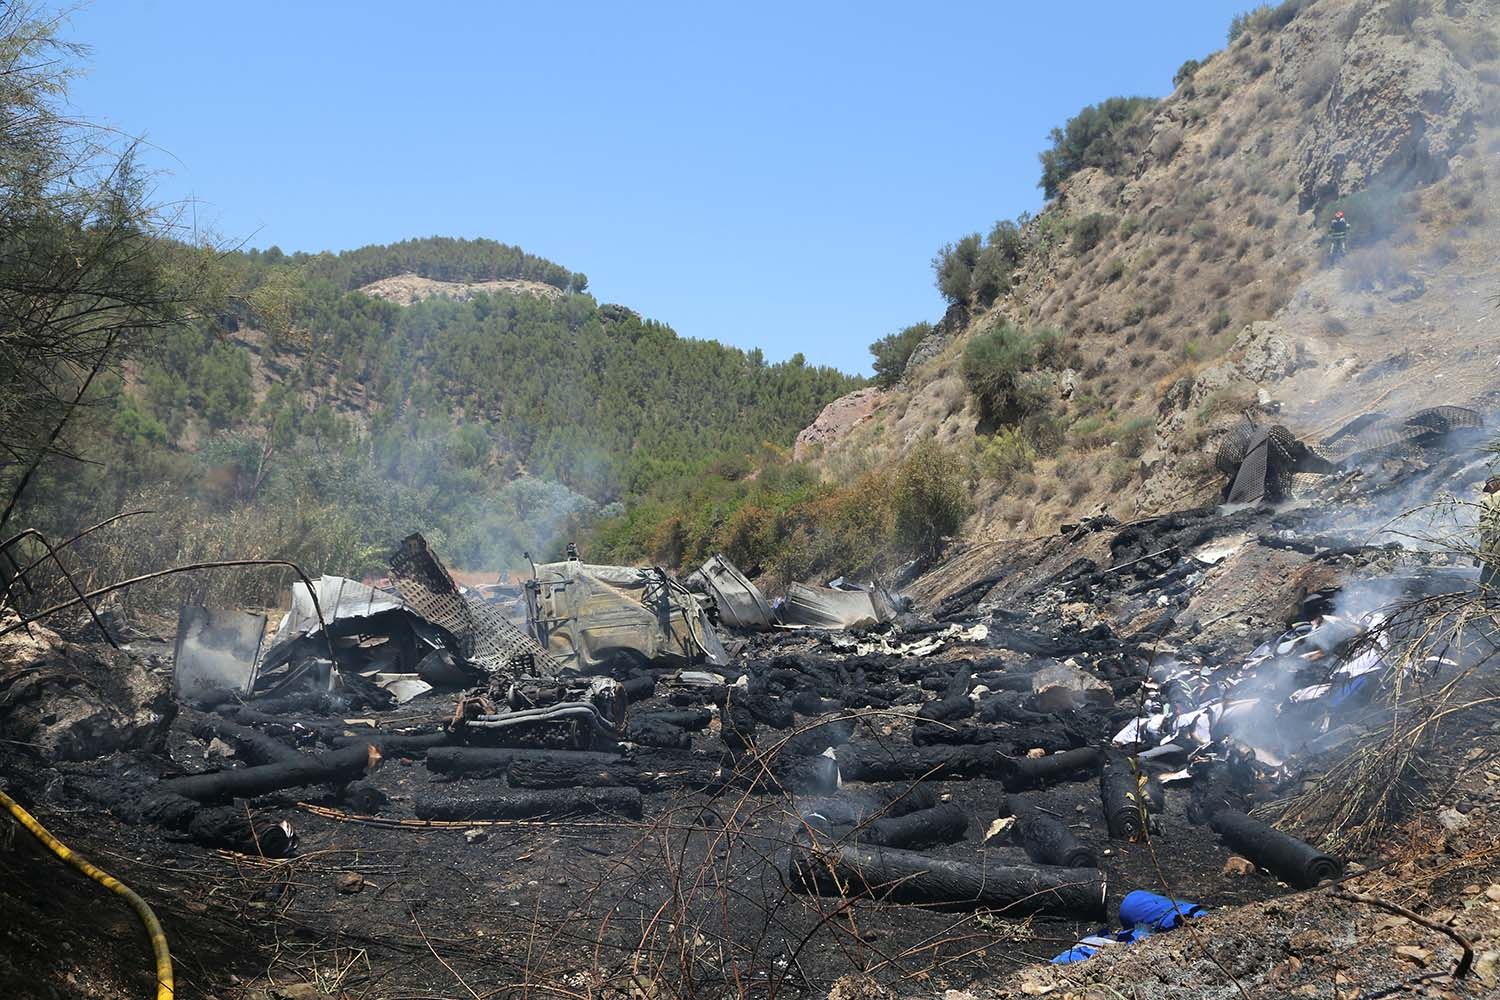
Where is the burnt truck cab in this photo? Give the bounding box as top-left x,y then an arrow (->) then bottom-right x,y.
524,556 -> 729,674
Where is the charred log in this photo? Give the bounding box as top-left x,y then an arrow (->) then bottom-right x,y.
839,743 -> 1010,783
149,742 -> 378,805
634,709 -> 712,732
185,806 -> 297,857
506,757 -> 647,790
854,803 -> 969,850
1209,809 -> 1343,888
625,717 -> 691,749
1100,760 -> 1150,841
1002,796 -> 1098,868
189,716 -> 300,765
413,786 -> 643,821
426,746 -> 622,780
620,674 -> 657,703
790,841 -> 1105,917
1003,747 -> 1104,791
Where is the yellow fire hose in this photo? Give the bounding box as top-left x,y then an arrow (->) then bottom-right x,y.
0,788 -> 174,999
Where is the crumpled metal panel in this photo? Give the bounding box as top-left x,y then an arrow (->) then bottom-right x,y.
1225,429 -> 1271,504
781,582 -> 888,630
1215,420 -> 1257,479
685,554 -> 774,630
390,533 -> 562,678
1321,412 -> 1390,449
529,559 -> 727,672
1405,405 -> 1483,434
270,575 -> 404,647
174,605 -> 266,701
1224,423 -> 1337,503
1326,406 -> 1482,466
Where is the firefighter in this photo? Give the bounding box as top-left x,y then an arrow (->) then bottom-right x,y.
1329,210 -> 1350,261
1479,476 -> 1500,590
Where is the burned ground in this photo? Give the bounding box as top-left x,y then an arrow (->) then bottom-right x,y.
6,458 -> 1500,999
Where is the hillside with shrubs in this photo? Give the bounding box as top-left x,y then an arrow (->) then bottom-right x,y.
13,0 -> 1500,609
10,231 -> 866,603
801,0 -> 1500,556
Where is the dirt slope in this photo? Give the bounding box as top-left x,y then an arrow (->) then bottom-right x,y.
804,0 -> 1500,541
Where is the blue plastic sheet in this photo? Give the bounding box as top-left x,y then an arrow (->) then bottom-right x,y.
1119,890 -> 1206,931
1049,927 -> 1155,965
1050,943 -> 1099,965
1050,891 -> 1207,965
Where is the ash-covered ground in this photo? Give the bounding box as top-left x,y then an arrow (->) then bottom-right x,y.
5,449 -> 1500,1000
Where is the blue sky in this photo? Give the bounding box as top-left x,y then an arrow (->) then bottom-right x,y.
63,1 -> 1249,372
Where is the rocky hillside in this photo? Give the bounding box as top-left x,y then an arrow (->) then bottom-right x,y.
356,272 -> 565,306
805,0 -> 1499,544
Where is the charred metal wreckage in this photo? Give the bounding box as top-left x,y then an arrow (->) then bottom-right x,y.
2,402 -> 1496,988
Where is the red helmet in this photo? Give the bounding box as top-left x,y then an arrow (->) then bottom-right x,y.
1334,211 -> 1345,219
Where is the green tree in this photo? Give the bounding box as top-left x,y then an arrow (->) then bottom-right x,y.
933,234 -> 982,305
0,4 -> 197,531
198,343 -> 254,429
868,322 -> 933,388
961,323 -> 1066,428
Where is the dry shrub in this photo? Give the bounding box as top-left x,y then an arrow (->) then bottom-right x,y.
1382,0 -> 1429,32
1297,54 -> 1339,107
1427,240 -> 1459,267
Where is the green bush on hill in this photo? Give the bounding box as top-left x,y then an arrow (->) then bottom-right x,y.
869,322 -> 934,388
933,219 -> 1029,307
893,440 -> 972,561
933,234 -> 982,305
587,440 -> 972,584
1039,96 -> 1157,199
961,323 -> 1071,428
1070,213 -> 1115,255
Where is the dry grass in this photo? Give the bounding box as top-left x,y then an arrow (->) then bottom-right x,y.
1274,499 -> 1500,852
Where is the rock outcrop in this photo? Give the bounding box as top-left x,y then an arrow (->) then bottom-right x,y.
1295,6 -> 1480,208
358,272 -> 563,306
794,387 -> 887,461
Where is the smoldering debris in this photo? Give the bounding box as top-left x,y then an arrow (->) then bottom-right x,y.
3,425 -> 1498,996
